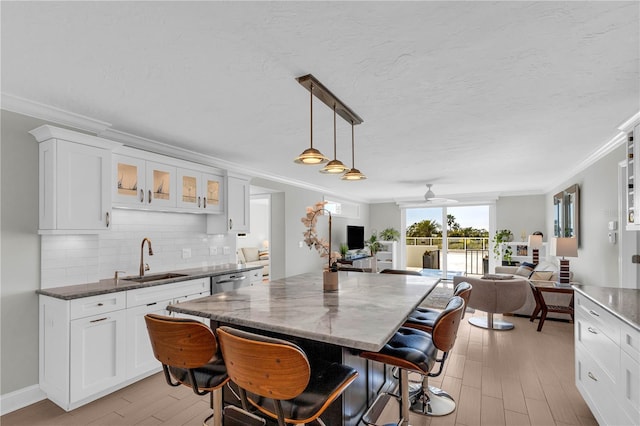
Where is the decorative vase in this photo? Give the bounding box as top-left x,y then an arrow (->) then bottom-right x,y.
323,270 -> 339,292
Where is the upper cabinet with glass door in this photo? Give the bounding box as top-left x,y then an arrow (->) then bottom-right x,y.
176,169 -> 224,213
113,154 -> 176,209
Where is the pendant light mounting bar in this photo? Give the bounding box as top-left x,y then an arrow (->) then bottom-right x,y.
296,74 -> 363,125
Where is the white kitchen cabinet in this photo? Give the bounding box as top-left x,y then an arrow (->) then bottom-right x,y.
248,267 -> 264,286
30,125 -> 121,234
113,154 -> 176,209
70,309 -> 127,403
574,292 -> 640,426
39,278 -> 211,411
176,168 -> 224,213
227,174 -> 250,232
125,278 -> 210,379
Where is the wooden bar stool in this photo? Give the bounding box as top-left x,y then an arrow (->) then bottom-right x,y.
404,281 -> 472,333
216,326 -> 358,426
144,314 -> 229,426
360,296 -> 465,425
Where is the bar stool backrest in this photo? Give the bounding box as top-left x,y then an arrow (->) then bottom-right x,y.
380,269 -> 423,275
432,296 -> 465,352
453,282 -> 473,318
145,313 -> 217,368
217,326 -> 311,400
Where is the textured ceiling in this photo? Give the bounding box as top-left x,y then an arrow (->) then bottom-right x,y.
2,1 -> 638,203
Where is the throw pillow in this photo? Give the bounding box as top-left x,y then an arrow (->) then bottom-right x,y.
515,262 -> 535,277
258,250 -> 269,260
530,271 -> 554,281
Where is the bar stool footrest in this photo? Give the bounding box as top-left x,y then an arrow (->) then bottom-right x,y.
361,392 -> 405,426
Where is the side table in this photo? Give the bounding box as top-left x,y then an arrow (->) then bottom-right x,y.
529,281 -> 575,332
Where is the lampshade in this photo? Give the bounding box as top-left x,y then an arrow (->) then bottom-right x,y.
527,234 -> 543,249
294,83 -> 328,165
552,237 -> 578,258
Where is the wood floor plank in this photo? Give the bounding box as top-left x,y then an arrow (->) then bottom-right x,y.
481,366 -> 502,399
525,397 -> 556,426
501,376 -> 528,414
455,385 -> 481,426
462,359 -> 482,389
480,395 -> 505,426
505,409 -> 532,426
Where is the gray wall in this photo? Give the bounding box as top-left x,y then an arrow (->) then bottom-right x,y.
1,111 -> 43,394
546,145 -> 625,286
370,202 -> 402,237
496,195 -> 546,238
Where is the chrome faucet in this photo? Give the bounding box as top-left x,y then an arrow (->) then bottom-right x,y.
140,238 -> 154,276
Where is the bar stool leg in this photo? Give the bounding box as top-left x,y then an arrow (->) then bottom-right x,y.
399,369 -> 410,426
212,388 -> 223,426
410,374 -> 456,416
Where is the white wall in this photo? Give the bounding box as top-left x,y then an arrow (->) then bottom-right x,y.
546,144 -> 626,286
237,196 -> 269,250
496,195 -> 546,239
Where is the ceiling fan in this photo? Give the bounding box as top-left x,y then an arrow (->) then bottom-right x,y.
424,184 -> 458,204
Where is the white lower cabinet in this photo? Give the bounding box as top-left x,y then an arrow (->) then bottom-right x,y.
70,309 -> 127,403
39,278 -> 211,411
575,292 -> 640,426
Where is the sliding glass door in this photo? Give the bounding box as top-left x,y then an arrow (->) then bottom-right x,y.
405,205 -> 489,279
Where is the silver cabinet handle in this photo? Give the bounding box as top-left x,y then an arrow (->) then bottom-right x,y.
229,219 -> 233,230
588,372 -> 598,381
148,190 -> 152,204
203,197 -> 207,209
140,189 -> 144,203
589,310 -> 600,317
198,196 -> 201,208
216,276 -> 246,284
90,317 -> 109,323
97,303 -> 104,307
106,211 -> 110,228
587,327 -> 598,334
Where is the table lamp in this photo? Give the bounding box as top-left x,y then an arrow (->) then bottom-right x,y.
551,237 -> 578,285
527,234 -> 543,265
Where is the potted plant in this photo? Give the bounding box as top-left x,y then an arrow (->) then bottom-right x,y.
339,243 -> 349,259
366,233 -> 382,256
379,227 -> 400,241
492,229 -> 514,265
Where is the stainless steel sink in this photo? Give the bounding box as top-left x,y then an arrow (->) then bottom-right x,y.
123,273 -> 188,283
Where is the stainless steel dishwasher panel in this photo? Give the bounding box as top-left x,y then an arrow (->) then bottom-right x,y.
212,272 -> 248,294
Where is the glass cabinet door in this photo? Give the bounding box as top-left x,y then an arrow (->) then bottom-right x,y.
145,162 -> 176,208
177,169 -> 201,210
113,155 -> 145,205
203,173 -> 223,213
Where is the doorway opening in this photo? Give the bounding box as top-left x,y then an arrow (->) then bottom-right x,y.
404,205 -> 490,279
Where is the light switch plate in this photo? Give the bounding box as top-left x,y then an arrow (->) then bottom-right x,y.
223,246 -> 230,255
209,246 -> 218,255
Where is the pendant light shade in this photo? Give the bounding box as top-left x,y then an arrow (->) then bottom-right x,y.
341,122 -> 366,181
294,83 -> 328,165
320,104 -> 348,174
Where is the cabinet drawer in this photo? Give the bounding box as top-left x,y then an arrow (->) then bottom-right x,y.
620,321 -> 640,363
576,346 -> 621,426
127,278 -> 209,307
620,349 -> 640,423
575,293 -> 619,345
248,268 -> 262,283
70,292 -> 126,320
576,312 -> 619,383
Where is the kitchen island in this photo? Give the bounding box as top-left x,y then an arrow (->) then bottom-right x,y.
168,271 -> 440,425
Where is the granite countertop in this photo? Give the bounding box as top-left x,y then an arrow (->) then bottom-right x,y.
572,284 -> 640,331
36,263 -> 263,300
167,271 -> 440,352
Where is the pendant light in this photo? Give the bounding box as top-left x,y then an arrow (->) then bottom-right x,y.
320,104 -> 348,174
294,83 -> 329,165
341,121 -> 366,180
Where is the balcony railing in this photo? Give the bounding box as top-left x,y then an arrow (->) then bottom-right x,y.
406,237 -> 489,275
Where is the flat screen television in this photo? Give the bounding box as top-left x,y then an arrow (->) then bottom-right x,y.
347,225 -> 365,250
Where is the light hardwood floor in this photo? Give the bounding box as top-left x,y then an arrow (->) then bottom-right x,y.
1,312 -> 596,426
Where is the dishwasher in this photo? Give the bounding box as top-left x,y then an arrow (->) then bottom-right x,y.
212,272 -> 249,294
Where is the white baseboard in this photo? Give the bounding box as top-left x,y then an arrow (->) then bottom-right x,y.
0,385 -> 47,416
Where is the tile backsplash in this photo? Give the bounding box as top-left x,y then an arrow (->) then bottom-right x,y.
41,209 -> 236,288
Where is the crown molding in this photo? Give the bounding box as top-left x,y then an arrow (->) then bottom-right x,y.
1,93 -> 111,134
617,110 -> 640,132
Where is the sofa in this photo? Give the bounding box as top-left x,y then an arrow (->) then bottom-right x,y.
495,260 -> 573,320
237,247 -> 269,277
